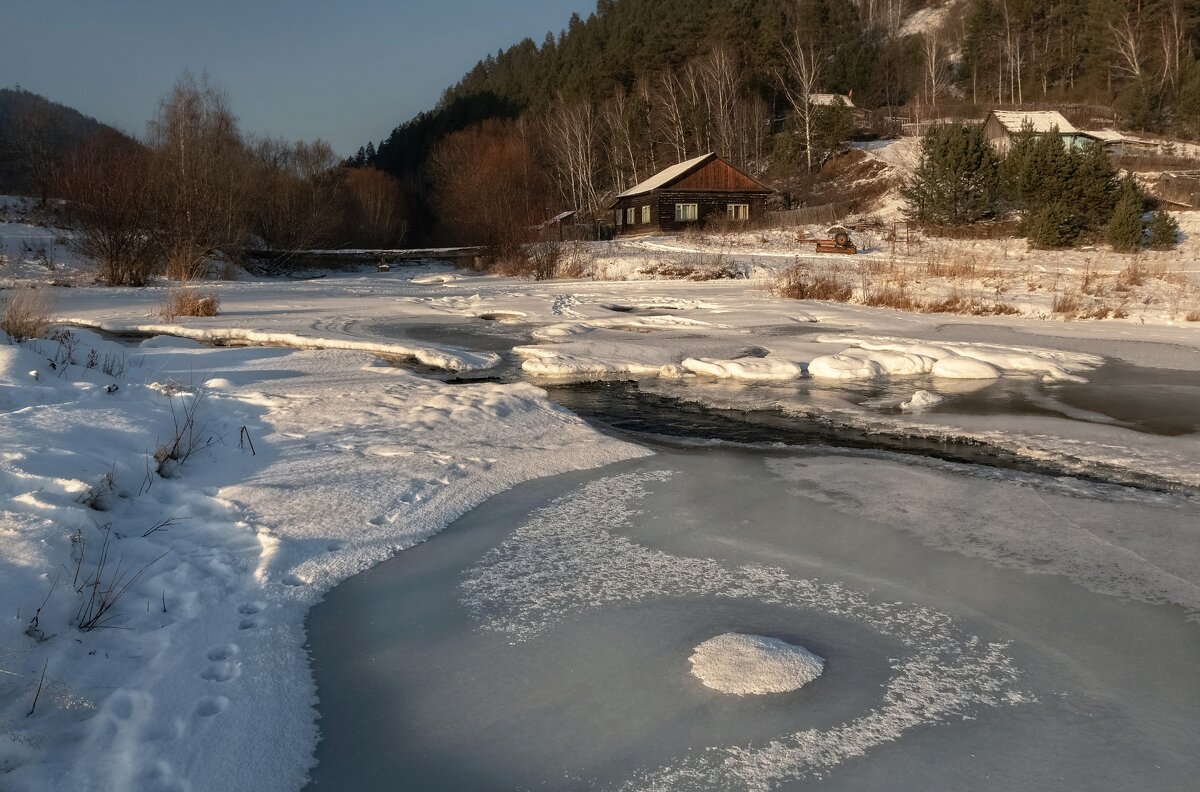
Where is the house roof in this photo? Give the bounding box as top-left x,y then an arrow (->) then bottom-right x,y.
1080,129 -> 1125,143
989,110 -> 1078,135
613,153 -> 773,203
540,209 -> 577,228
809,93 -> 855,108
615,153 -> 716,199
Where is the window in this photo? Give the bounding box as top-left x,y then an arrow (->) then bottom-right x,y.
727,203 -> 750,221
675,203 -> 699,222
625,207 -> 636,225
641,205 -> 651,224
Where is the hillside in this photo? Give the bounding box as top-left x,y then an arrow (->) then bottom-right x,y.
0,87 -> 132,198
358,0 -> 1200,241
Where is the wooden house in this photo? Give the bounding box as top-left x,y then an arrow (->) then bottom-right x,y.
983,110 -> 1089,154
609,153 -> 774,236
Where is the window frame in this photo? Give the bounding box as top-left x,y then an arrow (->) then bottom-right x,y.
727,203 -> 750,221
625,207 -> 636,225
641,204 -> 651,224
675,203 -> 699,222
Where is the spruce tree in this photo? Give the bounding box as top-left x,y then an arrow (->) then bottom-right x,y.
1026,199 -> 1080,248
903,123 -> 1001,226
1107,178 -> 1146,253
1147,210 -> 1179,249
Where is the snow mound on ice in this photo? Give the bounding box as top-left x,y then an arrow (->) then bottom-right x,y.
682,357 -> 802,382
931,356 -> 1002,379
410,272 -> 466,284
901,390 -> 944,411
689,633 -> 824,695
807,354 -> 884,380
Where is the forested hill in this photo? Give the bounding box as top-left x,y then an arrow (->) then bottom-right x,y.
367,0 -> 879,179
364,0 -> 1200,185
0,87 -> 131,197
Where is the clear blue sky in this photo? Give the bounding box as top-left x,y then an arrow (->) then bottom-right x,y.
2,0 -> 592,155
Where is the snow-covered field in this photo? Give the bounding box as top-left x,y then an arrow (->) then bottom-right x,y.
2,196 -> 1199,789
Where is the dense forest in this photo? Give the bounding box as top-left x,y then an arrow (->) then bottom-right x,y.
357,0 -> 1200,239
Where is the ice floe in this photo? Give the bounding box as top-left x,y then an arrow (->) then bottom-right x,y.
688,633 -> 824,695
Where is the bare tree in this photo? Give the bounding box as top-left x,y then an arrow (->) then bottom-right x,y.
1108,5 -> 1146,79
428,120 -> 545,254
921,31 -> 951,107
777,34 -> 823,173
249,137 -> 344,252
147,72 -> 253,280
343,166 -> 408,248
6,100 -> 57,208
1158,0 -> 1187,89
541,97 -> 599,212
697,46 -> 740,158
58,133 -> 159,286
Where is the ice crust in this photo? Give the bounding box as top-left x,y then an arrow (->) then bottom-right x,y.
460,470 -> 1028,790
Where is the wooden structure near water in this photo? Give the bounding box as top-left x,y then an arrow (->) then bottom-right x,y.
609,153 -> 774,237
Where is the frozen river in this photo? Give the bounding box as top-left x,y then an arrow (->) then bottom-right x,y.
305,442 -> 1200,790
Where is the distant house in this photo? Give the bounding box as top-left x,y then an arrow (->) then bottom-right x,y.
983,110 -> 1090,154
1156,171 -> 1200,208
609,153 -> 774,236
808,93 -> 855,108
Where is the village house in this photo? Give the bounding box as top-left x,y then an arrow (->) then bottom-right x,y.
983,110 -> 1091,154
609,153 -> 774,236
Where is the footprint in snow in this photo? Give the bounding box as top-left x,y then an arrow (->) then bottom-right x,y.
200,661 -> 241,683
201,643 -> 242,683
194,696 -> 229,718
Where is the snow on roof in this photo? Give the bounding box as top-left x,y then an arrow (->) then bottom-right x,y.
1081,129 -> 1125,143
990,110 -> 1077,135
809,93 -> 855,108
540,209 -> 577,228
616,153 -> 715,198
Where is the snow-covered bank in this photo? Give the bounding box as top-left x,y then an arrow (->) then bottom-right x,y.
0,329 -> 641,790
64,318 -> 500,372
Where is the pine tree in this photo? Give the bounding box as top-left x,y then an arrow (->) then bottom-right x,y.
1147,210 -> 1179,249
1107,178 -> 1146,253
902,123 -> 1001,225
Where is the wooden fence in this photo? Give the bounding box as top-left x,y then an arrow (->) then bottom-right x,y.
765,202 -> 859,227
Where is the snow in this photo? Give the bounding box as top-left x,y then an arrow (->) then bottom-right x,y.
681,356 -> 802,382
900,389 -> 944,411
988,110 -> 1078,135
1,195 -> 1198,789
0,328 -> 641,790
65,318 -> 499,372
688,633 -> 824,695
616,153 -> 715,199
931,356 -> 1002,379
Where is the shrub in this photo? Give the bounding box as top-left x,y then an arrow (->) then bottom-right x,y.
1,287 -> 56,341
161,286 -> 220,321
1147,211 -> 1179,250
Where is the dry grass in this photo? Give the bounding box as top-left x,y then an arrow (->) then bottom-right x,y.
919,293 -> 1021,316
161,286 -> 220,321
776,266 -> 853,301
1,287 -> 56,342
1186,310 -> 1200,322
1052,292 -> 1082,315
862,285 -> 918,310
